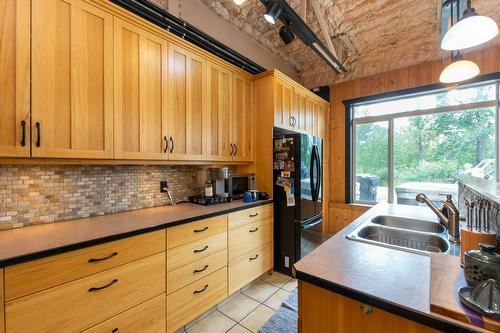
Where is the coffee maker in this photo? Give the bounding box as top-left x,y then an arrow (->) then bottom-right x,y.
209,167 -> 229,196
189,167 -> 231,205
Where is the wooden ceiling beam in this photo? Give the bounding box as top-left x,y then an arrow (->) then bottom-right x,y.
309,0 -> 340,61
300,0 -> 307,21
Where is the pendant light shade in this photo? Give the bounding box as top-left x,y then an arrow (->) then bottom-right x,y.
264,1 -> 282,25
439,54 -> 480,83
441,7 -> 499,51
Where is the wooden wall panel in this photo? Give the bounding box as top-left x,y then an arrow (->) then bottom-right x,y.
327,46 -> 500,234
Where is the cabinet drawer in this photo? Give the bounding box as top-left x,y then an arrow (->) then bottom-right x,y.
167,267 -> 227,333
229,243 -> 273,294
6,253 -> 165,333
167,232 -> 227,272
5,230 -> 165,301
167,215 -> 227,250
229,218 -> 273,260
167,249 -> 227,295
82,294 -> 165,333
228,204 -> 273,230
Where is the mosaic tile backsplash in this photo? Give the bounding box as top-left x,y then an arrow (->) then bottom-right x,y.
0,165 -> 202,229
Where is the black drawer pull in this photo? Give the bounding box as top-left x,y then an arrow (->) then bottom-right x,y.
249,227 -> 259,233
163,136 -> 168,153
112,329 -> 119,333
249,213 -> 259,217
169,136 -> 174,153
193,265 -> 209,273
35,122 -> 41,147
20,120 -> 26,147
249,254 -> 259,261
193,284 -> 209,294
88,279 -> 118,292
193,226 -> 208,233
234,144 -> 238,155
88,252 -> 118,263
193,245 -> 208,253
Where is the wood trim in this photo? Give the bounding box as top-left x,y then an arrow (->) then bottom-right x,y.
0,157 -> 252,166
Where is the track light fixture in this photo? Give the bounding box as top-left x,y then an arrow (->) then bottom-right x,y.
264,0 -> 282,25
279,23 -> 295,44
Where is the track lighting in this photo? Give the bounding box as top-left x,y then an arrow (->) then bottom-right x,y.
439,52 -> 480,83
264,1 -> 282,25
441,0 -> 498,51
279,24 -> 295,44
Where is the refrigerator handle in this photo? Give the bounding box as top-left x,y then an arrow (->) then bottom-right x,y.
311,145 -> 320,202
315,145 -> 322,202
309,146 -> 316,202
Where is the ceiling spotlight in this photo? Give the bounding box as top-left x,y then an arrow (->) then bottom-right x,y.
279,24 -> 295,44
264,1 -> 282,25
233,0 -> 246,5
439,52 -> 480,83
441,1 -> 499,51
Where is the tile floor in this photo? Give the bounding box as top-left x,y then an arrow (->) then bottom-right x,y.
175,271 -> 296,333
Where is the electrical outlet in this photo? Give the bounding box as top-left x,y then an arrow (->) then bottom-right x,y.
160,181 -> 168,193
285,256 -> 290,268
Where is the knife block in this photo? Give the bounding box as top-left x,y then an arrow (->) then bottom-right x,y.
460,228 -> 497,263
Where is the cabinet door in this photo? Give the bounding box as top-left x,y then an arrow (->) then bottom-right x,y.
31,0 -> 113,158
305,98 -> 315,134
231,74 -> 253,162
206,63 -> 232,161
0,0 -> 30,157
313,102 -> 326,138
274,79 -> 293,129
294,89 -> 307,132
114,19 -> 168,160
168,45 -> 206,160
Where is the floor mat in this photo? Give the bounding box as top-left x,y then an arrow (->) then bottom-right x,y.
258,288 -> 298,333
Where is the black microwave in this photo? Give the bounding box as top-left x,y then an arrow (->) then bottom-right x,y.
225,174 -> 256,199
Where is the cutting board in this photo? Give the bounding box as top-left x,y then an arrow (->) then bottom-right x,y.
430,254 -> 500,332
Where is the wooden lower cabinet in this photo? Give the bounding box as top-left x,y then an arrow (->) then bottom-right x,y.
228,218 -> 273,260
299,281 -> 441,333
0,268 -> 4,333
229,243 -> 273,295
82,294 -> 165,333
167,267 -> 228,333
5,253 -> 165,333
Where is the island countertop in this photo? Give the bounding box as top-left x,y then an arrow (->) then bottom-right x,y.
293,203 -> 494,333
0,199 -> 272,267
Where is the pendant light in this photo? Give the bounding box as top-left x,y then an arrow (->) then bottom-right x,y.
264,1 -> 282,25
439,52 -> 480,83
441,0 -> 498,51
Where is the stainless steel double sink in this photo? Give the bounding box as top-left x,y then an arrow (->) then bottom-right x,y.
347,214 -> 451,254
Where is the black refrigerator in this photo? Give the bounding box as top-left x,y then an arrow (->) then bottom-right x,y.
273,130 -> 326,276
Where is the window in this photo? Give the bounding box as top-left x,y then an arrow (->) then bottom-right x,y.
350,81 -> 499,206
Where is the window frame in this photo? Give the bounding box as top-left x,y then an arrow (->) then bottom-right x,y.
345,74 -> 500,205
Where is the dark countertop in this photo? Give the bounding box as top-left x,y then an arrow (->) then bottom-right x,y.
0,199 -> 272,267
293,203 -> 490,333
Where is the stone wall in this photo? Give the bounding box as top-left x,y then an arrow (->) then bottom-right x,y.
0,165 -> 203,229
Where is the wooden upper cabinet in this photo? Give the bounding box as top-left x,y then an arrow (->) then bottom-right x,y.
293,89 -> 307,133
0,0 -> 30,157
231,74 -> 253,162
207,62 -> 232,161
168,45 -> 206,160
114,19 -> 168,160
31,0 -> 114,158
274,79 -> 293,129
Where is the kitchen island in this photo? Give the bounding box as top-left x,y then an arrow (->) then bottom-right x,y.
294,203 -> 496,333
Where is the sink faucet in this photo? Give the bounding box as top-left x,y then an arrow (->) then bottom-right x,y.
415,193 -> 460,243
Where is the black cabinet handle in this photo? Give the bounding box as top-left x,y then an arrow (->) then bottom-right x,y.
112,329 -> 119,333
35,122 -> 41,147
163,136 -> 168,153
249,213 -> 259,217
249,254 -> 259,261
193,265 -> 209,273
193,245 -> 208,253
229,143 -> 234,156
193,284 -> 209,294
88,279 -> 118,292
234,144 -> 238,156
193,226 -> 208,233
169,136 -> 174,153
88,252 -> 118,263
290,116 -> 294,126
20,120 -> 26,147
249,227 -> 259,233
